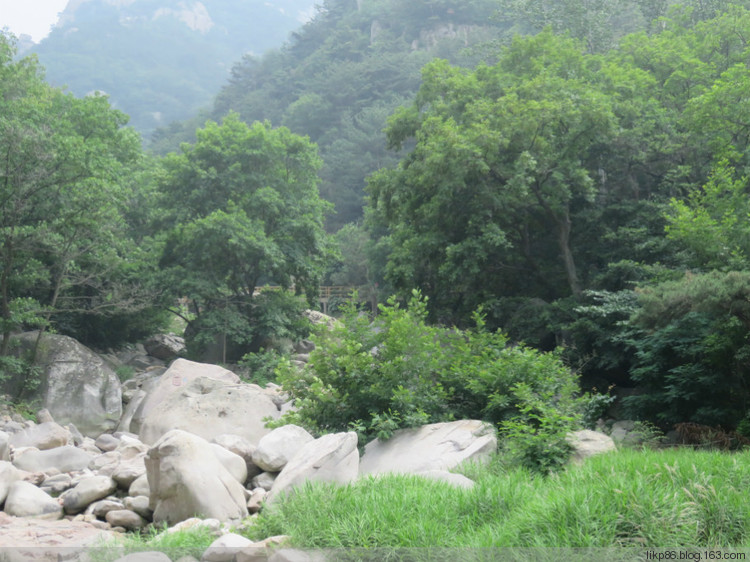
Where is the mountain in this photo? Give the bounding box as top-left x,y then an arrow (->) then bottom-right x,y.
30,0 -> 316,137
151,0 -> 507,229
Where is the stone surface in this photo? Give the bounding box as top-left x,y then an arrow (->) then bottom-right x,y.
145,429 -> 249,525
566,429 -> 617,463
62,475 -> 118,514
414,470 -> 476,489
124,494 -> 153,519
0,430 -> 8,461
0,460 -> 22,504
13,445 -> 93,473
87,499 -> 125,518
128,472 -> 150,497
9,332 -> 122,437
144,333 -> 186,360
4,481 -> 63,520
0,511 -> 115,548
252,424 -> 314,472
247,488 -> 267,513
359,420 -> 497,475
210,443 -> 248,484
40,472 -> 72,495
8,422 -> 70,451
268,432 -> 359,502
95,433 -> 120,452
118,388 -> 147,433
112,454 -> 147,489
201,534 -> 254,562
106,509 -> 147,530
251,471 -> 277,491
138,373 -> 281,446
130,358 -> 240,436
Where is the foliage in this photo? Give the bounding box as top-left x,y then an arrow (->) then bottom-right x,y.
247,448 -> 750,548
239,348 -> 287,387
156,113 -> 332,361
623,271 -> 750,429
0,33 -> 161,357
94,523 -> 217,562
274,291 -> 581,447
580,388 -> 617,430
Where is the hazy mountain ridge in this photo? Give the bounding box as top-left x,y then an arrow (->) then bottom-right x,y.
30,0 -> 316,136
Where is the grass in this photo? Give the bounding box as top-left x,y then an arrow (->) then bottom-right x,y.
244,448 -> 750,549
90,524 -> 218,562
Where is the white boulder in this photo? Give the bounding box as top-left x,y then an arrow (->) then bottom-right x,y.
251,425 -> 314,472
4,481 -> 63,520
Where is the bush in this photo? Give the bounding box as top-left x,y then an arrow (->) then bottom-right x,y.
275,291 -> 583,461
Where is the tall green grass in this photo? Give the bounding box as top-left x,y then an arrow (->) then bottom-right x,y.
245,448 -> 750,548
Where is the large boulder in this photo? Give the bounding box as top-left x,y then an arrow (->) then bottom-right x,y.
13,445 -> 94,473
9,332 -> 122,437
0,430 -> 8,461
566,430 -> 617,463
267,432 -> 359,503
0,461 -> 22,505
137,367 -> 280,445
145,429 -> 249,525
4,481 -> 64,520
359,420 -> 497,476
252,425 -> 314,472
9,421 -> 71,450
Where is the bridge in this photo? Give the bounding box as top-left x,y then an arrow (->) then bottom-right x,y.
255,285 -> 376,314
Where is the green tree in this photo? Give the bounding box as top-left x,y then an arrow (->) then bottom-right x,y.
0,34 -> 149,360
157,113 -> 333,360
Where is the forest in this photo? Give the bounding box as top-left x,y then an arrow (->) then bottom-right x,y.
3,0 -> 750,446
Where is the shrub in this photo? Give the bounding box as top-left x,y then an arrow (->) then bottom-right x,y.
274,291 -> 583,461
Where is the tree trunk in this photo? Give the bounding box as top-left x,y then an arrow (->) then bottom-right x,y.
557,208 -> 581,296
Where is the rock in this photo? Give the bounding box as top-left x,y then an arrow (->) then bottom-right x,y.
124,495 -> 153,519
414,470 -> 476,489
138,372 -> 281,446
4,481 -> 63,520
118,389 -> 147,433
293,339 -> 315,354
359,420 -> 497,475
87,499 -> 125,518
62,475 -> 118,514
106,509 -> 147,530
145,429 -> 249,525
0,430 -> 8,461
202,533 -> 255,562
246,488 -> 267,513
252,425 -> 314,472
90,451 -> 122,473
13,445 -> 93,473
8,421 -> 71,451
144,333 -> 187,360
36,409 -> 55,424
251,472 -> 277,491
95,433 -> 120,452
128,473 -> 150,497
0,461 -> 22,504
566,430 -> 617,463
9,332 -> 122,437
130,359 -> 240,436
112,454 -> 147,489
609,420 -> 645,447
113,552 -> 171,562
267,432 -> 359,503
210,443 -> 248,484
40,472 -> 72,495
166,517 -> 223,535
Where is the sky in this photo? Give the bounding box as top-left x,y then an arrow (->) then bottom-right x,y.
0,0 -> 68,42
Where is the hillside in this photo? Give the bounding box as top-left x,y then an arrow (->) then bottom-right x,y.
150,0 -> 507,229
29,0 -> 316,136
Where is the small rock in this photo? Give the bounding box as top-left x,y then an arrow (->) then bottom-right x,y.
247,488 -> 267,513
201,533 -> 254,562
251,425 -> 314,473
251,472 -> 277,491
62,475 -> 118,514
87,499 -> 125,518
128,473 -> 150,497
105,509 -> 147,531
95,434 -> 120,452
36,409 -> 55,424
124,495 -> 153,519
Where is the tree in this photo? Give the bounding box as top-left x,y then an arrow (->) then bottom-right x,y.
0,33 -> 149,362
368,32 -> 617,325
157,113 -> 333,360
